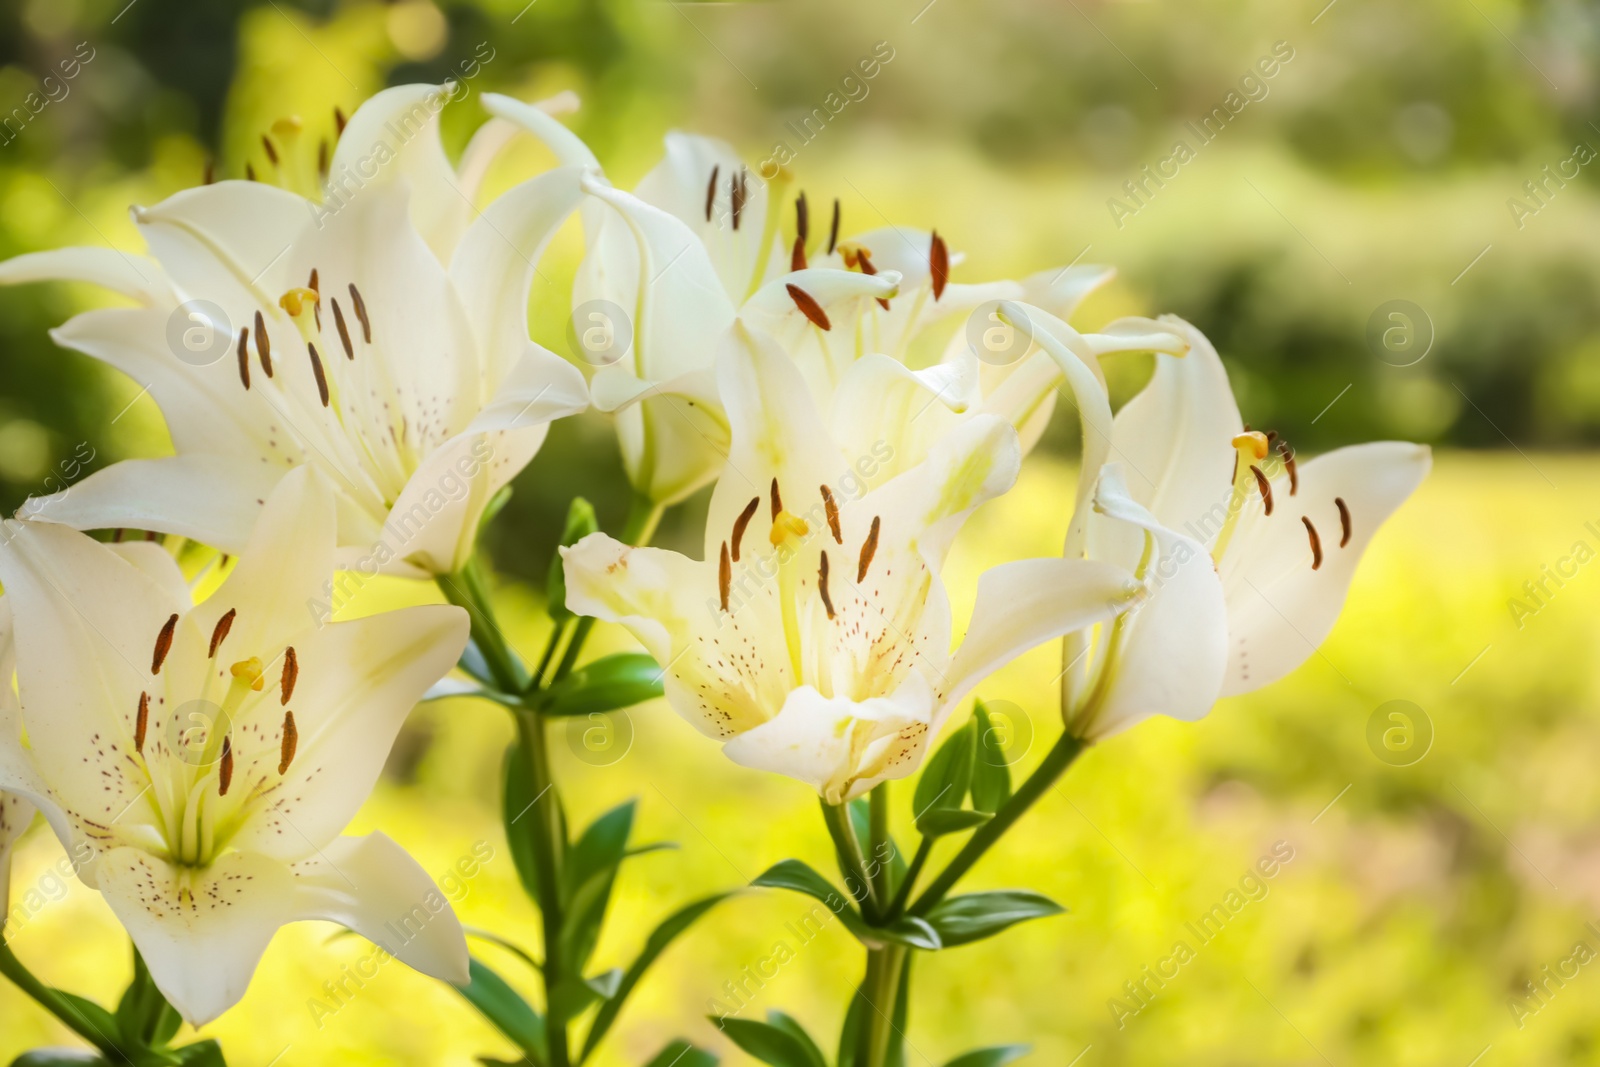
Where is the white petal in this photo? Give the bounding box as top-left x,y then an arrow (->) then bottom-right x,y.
291,832 -> 469,985
0,599 -> 80,889
456,91 -> 582,201
1020,264 -> 1116,319
943,556 -> 1142,715
329,84 -> 471,261
0,247 -> 171,304
106,541 -> 193,610
448,167 -> 585,389
1069,466 -> 1229,740
721,683 -> 934,804
226,602 -> 467,858
18,455 -> 281,556
481,92 -> 601,171
827,352 -> 981,484
1220,442 -> 1431,695
97,846 -> 297,1026
1109,317 -> 1243,543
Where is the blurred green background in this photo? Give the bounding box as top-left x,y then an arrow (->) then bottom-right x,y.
2,0 -> 1597,1063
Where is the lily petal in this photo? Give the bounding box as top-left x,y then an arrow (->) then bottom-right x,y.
1219,442 -> 1431,695
0,246 -> 171,305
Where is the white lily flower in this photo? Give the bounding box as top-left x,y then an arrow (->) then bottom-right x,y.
0,84 -> 589,577
560,329 -> 1142,802
0,467 -> 471,1024
1048,317 -> 1431,740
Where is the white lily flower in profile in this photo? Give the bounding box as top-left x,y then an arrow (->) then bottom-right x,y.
0,84 -> 589,577
1049,317 -> 1431,741
0,467 -> 471,1024
560,330 -> 1142,802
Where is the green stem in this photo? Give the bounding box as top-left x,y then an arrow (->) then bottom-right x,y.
883,836 -> 933,921
440,557 -> 529,693
821,800 -> 878,917
0,941 -> 125,1058
858,944 -> 907,1067
551,496 -> 663,683
908,734 -> 1086,916
868,785 -> 891,910
515,707 -> 570,1067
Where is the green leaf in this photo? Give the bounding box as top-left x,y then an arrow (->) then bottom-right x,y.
51,992 -> 122,1051
751,860 -> 850,912
538,653 -> 664,717
943,1045 -> 1030,1067
464,928 -> 542,974
458,638 -> 497,686
847,798 -> 907,889
8,1053 -> 107,1066
914,808 -> 992,837
584,968 -> 623,999
874,916 -> 942,951
970,701 -> 1012,814
502,733 -> 550,905
762,1010 -> 828,1067
559,800 -> 636,974
886,952 -> 913,1067
644,1040 -> 717,1067
453,958 -> 547,1065
479,484 -> 516,535
837,984 -> 866,1067
924,891 -> 1065,948
715,1018 -> 824,1067
912,721 -> 975,834
170,1042 -> 227,1067
580,893 -> 732,1061
750,860 -> 938,948
546,497 -> 598,624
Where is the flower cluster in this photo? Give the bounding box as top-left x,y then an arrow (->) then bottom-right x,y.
0,83 -> 1427,1063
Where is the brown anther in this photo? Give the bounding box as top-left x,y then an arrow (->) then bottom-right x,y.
820,485 -> 842,544
236,327 -> 251,390
245,162 -> 257,182
786,283 -> 831,330
209,608 -> 236,658
857,516 -> 880,582
1265,429 -> 1278,444
331,298 -> 354,359
731,496 -> 760,561
1335,497 -> 1352,547
705,165 -> 719,223
135,692 -> 149,754
791,236 -> 807,273
818,551 -> 836,619
930,230 -> 949,301
308,268 -> 320,296
254,310 -> 273,377
152,613 -> 178,674
279,711 -> 298,775
203,159 -> 215,185
334,106 -> 347,136
347,283 -> 372,342
718,541 -> 731,612
731,169 -> 747,231
1302,516 -> 1323,570
280,646 -> 298,705
262,134 -> 279,167
828,198 -> 840,255
855,249 -> 891,310
308,343 -> 330,406
145,530 -> 158,542
112,529 -> 125,543
796,191 -> 809,244
218,735 -> 234,796
1250,464 -> 1273,516
1279,441 -> 1297,495
317,139 -> 329,178
769,478 -> 783,521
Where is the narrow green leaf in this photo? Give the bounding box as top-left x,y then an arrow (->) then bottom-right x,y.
580,893 -> 732,1061
52,992 -> 122,1051
886,952 -> 913,1067
912,720 -> 975,830
837,983 -> 867,1067
170,1042 -> 228,1067
452,958 -> 547,1065
915,809 -> 992,837
644,1040 -> 718,1067
538,653 -> 664,717
547,497 -> 598,624
464,928 -> 542,974
762,1010 -> 828,1067
7,1052 -> 106,1066
942,1045 -> 1030,1067
502,734 -> 546,904
924,891 -> 1065,948
560,800 -> 636,973
847,798 -> 907,889
970,702 -> 1012,814
875,916 -> 942,951
750,860 -> 850,912
714,1018 -> 822,1067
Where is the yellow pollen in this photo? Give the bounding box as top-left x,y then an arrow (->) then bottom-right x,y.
1231,431 -> 1270,461
230,656 -> 267,692
769,510 -> 809,547
278,287 -> 320,318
